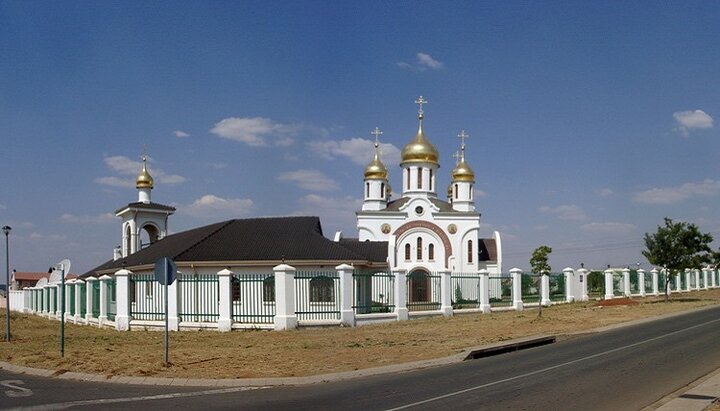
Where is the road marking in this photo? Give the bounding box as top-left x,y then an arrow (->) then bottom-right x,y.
386,318 -> 720,410
2,380 -> 33,398
6,386 -> 266,410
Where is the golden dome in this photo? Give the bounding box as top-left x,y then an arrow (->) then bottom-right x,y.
136,156 -> 154,189
451,151 -> 475,183
364,143 -> 388,180
400,115 -> 439,166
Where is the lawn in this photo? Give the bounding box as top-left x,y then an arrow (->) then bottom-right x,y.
1,290 -> 719,379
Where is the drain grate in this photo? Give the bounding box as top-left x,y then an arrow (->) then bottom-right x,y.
464,336 -> 556,360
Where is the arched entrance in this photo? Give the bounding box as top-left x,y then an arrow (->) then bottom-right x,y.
408,269 -> 430,303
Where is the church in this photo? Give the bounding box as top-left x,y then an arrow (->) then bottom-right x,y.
85,97 -> 502,282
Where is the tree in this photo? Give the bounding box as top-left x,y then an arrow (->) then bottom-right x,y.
642,218 -> 713,301
530,245 -> 552,317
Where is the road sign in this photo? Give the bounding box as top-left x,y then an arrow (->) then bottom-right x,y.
154,257 -> 176,285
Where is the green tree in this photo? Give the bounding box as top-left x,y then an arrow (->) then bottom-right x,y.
530,245 -> 552,317
642,218 -> 713,301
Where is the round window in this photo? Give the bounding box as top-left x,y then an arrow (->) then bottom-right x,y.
415,206 -> 424,215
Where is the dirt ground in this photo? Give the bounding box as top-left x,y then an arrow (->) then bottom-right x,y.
1,290 -> 719,379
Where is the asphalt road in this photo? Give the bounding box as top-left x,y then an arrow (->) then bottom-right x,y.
3,306 -> 720,410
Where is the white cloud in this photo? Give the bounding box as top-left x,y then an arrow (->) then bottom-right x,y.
95,155 -> 187,188
538,204 -> 588,221
633,179 -> 720,205
182,194 -> 254,219
277,169 -> 339,191
292,194 -> 362,234
599,188 -> 614,197
173,130 -> 190,138
673,109 -> 714,137
397,52 -> 444,72
29,232 -> 67,241
580,222 -> 637,233
307,138 -> 401,166
60,213 -> 115,224
209,117 -> 304,147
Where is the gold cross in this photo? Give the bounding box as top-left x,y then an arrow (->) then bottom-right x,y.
371,127 -> 383,146
415,96 -> 428,115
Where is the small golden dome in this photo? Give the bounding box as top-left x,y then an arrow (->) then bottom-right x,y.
400,116 -> 439,166
364,145 -> 388,180
452,152 -> 475,183
136,156 -> 154,189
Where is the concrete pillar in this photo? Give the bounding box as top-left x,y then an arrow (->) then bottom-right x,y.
685,269 -> 692,291
439,270 -> 453,317
114,269 -> 131,331
55,284 -> 62,318
217,269 -> 233,332
273,264 -> 298,330
563,267 -> 575,302
541,273 -> 551,306
696,269 -> 703,290
99,275 -> 111,326
337,264 -> 357,325
638,269 -> 646,297
651,268 -> 659,296
604,269 -> 615,300
510,268 -> 523,311
675,273 -> 681,293
577,268 -> 589,301
74,280 -> 84,323
167,274 -> 180,331
85,277 -> 96,321
393,268 -> 409,321
478,269 -> 491,313
622,268 -> 631,297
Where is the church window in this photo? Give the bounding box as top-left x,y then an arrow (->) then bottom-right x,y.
470,186 -> 473,200
366,182 -> 369,198
468,240 -> 473,263
381,183 -> 385,199
310,276 -> 334,303
454,184 -> 459,200
417,168 -> 423,189
406,169 -> 410,191
428,244 -> 435,261
405,244 -> 411,261
429,169 -> 434,191
263,276 -> 275,302
232,276 -> 241,301
417,237 -> 423,260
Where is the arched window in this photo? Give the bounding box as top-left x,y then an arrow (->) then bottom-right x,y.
406,169 -> 410,191
381,183 -> 385,199
417,237 -> 423,260
263,276 -> 275,302
454,184 -> 459,199
125,225 -> 132,255
310,276 -> 334,303
366,182 -> 369,198
468,240 -> 473,263
429,169 -> 433,191
405,243 -> 411,261
428,243 -> 435,261
417,167 -> 423,189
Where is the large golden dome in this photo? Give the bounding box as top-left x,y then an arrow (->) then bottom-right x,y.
400,115 -> 439,165
364,147 -> 388,180
136,156 -> 154,189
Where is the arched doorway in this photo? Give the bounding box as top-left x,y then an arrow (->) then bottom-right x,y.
408,269 -> 430,303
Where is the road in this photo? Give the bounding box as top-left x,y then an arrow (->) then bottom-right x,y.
3,306 -> 720,410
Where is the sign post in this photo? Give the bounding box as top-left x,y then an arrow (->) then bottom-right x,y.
154,257 -> 176,366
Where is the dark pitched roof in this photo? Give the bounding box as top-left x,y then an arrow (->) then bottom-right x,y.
115,201 -> 176,214
84,217 -> 386,276
478,238 -> 497,262
338,239 -> 389,263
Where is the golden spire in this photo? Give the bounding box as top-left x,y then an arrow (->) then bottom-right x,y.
364,127 -> 388,179
136,155 -> 154,189
400,96 -> 439,165
451,130 -> 475,182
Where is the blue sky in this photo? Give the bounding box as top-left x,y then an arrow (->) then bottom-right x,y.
1,1 -> 719,277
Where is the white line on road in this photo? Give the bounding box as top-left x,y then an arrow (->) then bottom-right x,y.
386,318 -> 720,410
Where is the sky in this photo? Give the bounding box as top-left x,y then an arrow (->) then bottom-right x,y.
1,1 -> 720,278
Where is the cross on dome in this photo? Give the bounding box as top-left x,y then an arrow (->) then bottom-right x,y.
371,126 -> 383,147
415,96 -> 427,117
452,150 -> 461,165
458,129 -> 469,149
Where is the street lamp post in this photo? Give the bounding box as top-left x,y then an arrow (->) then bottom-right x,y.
2,225 -> 11,342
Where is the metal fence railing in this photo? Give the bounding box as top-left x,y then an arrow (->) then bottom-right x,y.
613,273 -> 624,296
521,274 -> 540,304
407,271 -> 441,311
295,271 -> 340,321
92,281 -> 100,317
106,279 -> 116,321
450,272 -> 480,309
489,276 -> 512,307
352,271 -> 395,314
232,274 -> 276,324
130,274 -> 164,321
549,273 -> 566,302
179,274 -> 219,323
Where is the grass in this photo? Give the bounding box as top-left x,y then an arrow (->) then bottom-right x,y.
1,289 -> 720,379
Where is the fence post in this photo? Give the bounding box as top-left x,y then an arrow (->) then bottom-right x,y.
563,267 -> 575,302
273,264 -> 297,330
168,272 -> 180,331
604,269 -> 614,300
336,264 -> 356,325
114,269 -> 131,331
695,269 -> 702,290
99,275 -> 111,326
85,277 -> 95,322
55,284 -> 62,319
622,268 -> 631,297
577,268 -> 589,301
510,268 -> 523,311
393,268 -> 409,321
638,269 -> 646,297
74,280 -> 84,323
651,268 -> 659,296
478,269 -> 491,313
684,269 -> 691,291
217,269 -> 233,332
541,273 -> 551,306
702,268 -> 709,290
65,279 -> 74,321
438,270 -> 453,317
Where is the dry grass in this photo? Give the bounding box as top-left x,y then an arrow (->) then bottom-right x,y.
2,290 -> 720,379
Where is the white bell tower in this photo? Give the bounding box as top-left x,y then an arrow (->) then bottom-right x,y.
451,130 -> 476,212
362,127 -> 390,211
